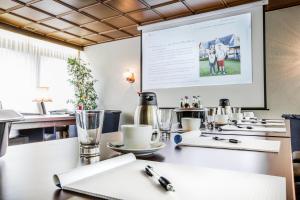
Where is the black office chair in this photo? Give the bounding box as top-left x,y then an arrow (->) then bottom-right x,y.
293,152 -> 300,199
102,110 -> 121,133
293,152 -> 300,181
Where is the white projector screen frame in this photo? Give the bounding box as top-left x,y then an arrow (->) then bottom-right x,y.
139,2 -> 267,109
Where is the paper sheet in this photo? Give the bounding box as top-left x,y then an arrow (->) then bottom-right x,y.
221,125 -> 286,133
53,153 -> 136,187
55,155 -> 286,200
178,134 -> 281,153
237,121 -> 285,127
242,119 -> 285,123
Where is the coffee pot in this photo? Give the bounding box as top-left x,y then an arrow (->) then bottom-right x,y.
219,98 -> 231,116
134,92 -> 160,134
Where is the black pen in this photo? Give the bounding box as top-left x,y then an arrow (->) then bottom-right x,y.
212,136 -> 241,144
145,165 -> 175,192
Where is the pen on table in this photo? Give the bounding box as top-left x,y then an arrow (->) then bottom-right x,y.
145,165 -> 175,192
212,136 -> 241,144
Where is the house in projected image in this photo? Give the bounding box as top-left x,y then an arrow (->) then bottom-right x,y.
199,34 -> 241,60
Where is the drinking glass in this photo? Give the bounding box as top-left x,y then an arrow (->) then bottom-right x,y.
230,107 -> 242,123
157,108 -> 174,139
76,110 -> 104,159
232,107 -> 241,114
207,107 -> 216,130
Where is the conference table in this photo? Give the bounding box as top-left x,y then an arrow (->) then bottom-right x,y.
0,122 -> 295,200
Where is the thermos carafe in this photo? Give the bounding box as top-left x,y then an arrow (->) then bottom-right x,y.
134,92 -> 161,144
134,92 -> 159,130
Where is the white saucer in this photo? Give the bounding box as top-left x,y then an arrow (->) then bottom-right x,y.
107,142 -> 166,157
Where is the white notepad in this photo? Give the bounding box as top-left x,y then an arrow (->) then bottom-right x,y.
221,125 -> 286,133
176,131 -> 281,153
237,121 -> 286,127
53,154 -> 286,200
242,119 -> 285,123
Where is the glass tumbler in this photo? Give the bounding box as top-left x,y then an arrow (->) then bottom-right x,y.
76,110 -> 104,159
157,108 -> 174,139
207,107 -> 216,130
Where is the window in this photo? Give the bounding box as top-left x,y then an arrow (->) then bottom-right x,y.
0,29 -> 77,113
39,56 -> 74,111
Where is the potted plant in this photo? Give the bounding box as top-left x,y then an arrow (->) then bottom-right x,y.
67,57 -> 98,110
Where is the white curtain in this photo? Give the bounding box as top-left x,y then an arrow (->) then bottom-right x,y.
0,48 -> 38,112
0,29 -> 78,60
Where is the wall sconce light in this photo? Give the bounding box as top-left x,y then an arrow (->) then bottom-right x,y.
124,70 -> 135,83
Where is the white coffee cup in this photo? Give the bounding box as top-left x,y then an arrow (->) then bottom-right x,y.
215,114 -> 229,125
243,112 -> 255,119
181,118 -> 201,131
121,125 -> 159,149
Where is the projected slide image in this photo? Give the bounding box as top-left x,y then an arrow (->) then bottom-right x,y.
199,34 -> 241,77
142,12 -> 253,90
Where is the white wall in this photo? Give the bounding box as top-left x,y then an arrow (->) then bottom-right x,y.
84,5 -> 300,122
84,37 -> 141,124
256,5 -> 300,118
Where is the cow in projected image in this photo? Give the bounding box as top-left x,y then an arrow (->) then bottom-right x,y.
199,34 -> 241,77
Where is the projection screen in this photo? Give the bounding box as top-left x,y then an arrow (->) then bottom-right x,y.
139,1 -> 267,109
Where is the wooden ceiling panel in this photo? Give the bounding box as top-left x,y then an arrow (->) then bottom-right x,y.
266,0 -> 300,10
0,0 -> 298,48
58,0 -> 98,9
48,31 -> 76,40
106,0 -> 146,13
0,13 -> 31,27
12,7 -> 50,21
121,25 -> 140,36
60,12 -> 94,25
84,34 -> 112,43
17,0 -> 37,3
0,0 -> 20,10
82,21 -> 114,33
42,18 -> 73,29
144,0 -> 173,6
104,30 -> 130,39
185,0 -> 225,11
68,37 -> 94,45
103,16 -> 136,28
24,23 -> 56,34
225,0 -> 258,6
155,2 -> 191,17
128,9 -> 161,23
81,4 -> 119,19
32,0 -> 72,15
65,26 -> 92,36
